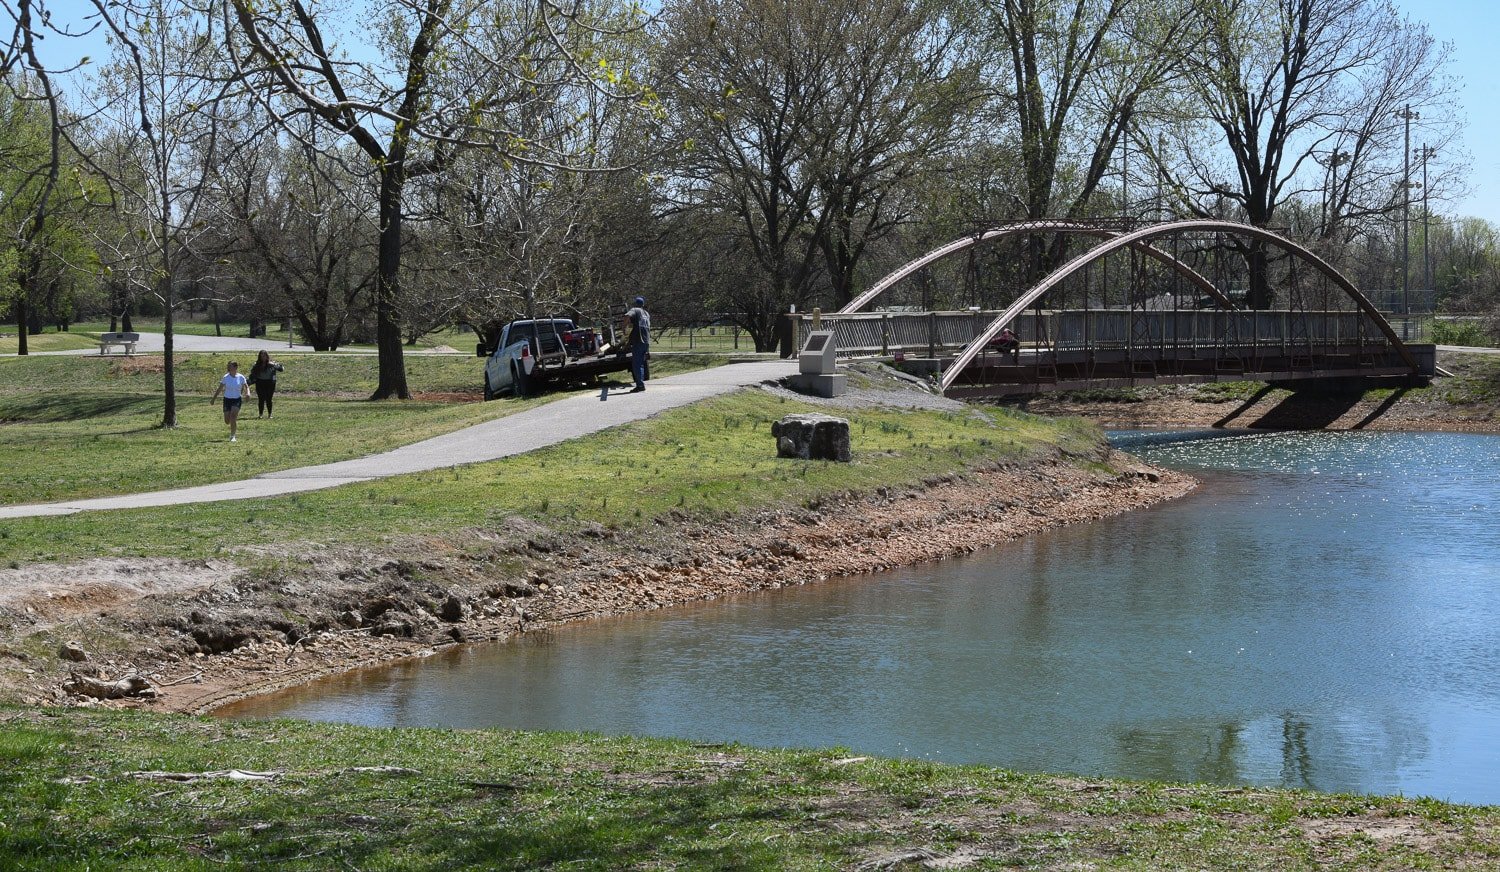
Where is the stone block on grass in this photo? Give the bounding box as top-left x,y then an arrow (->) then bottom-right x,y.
772,414 -> 851,462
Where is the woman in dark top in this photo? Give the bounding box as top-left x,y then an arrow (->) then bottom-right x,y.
249,350 -> 285,418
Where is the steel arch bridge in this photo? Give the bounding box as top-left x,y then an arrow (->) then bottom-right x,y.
810,219 -> 1432,397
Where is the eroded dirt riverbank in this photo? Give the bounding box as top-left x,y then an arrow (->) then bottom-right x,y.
0,448 -> 1191,715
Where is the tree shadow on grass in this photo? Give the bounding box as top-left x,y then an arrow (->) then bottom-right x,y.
0,393 -> 158,424
3,769 -> 828,871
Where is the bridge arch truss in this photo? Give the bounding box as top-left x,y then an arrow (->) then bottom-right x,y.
830,219 -> 1422,396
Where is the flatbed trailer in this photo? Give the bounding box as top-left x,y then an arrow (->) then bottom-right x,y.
480,318 -> 635,399
529,347 -> 633,391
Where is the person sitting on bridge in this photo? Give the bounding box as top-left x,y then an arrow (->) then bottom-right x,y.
992,327 -> 1020,362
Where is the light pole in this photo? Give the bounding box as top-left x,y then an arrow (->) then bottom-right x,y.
1322,150 -> 1350,238
1397,105 -> 1419,337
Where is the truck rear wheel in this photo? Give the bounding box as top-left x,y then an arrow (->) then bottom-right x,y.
512,364 -> 530,398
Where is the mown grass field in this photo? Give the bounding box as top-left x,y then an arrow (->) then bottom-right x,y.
0,354 -> 529,505
0,388 -> 1086,564
2,708 -> 1496,870
0,352 -> 721,506
66,320 -> 481,350
0,332 -> 99,354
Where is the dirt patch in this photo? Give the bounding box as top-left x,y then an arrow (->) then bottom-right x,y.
0,558 -> 228,616
409,391 -> 481,403
0,449 -> 1191,715
108,356 -> 181,375
1299,814 -> 1446,847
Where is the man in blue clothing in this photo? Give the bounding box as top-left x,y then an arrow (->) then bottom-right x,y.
625,295 -> 651,393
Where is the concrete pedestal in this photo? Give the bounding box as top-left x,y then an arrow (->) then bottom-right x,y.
791,372 -> 847,398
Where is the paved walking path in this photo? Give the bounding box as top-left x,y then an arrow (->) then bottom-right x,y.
26,332 -> 319,355
0,359 -> 797,519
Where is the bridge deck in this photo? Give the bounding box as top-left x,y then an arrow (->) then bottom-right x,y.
939,344 -> 1428,397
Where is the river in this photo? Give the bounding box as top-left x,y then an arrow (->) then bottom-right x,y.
224,430 -> 1500,806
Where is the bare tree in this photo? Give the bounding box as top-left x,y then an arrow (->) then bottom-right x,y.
212,122 -> 376,350
78,0 -> 234,426
663,0 -> 973,346
975,0 -> 1198,276
810,0 -> 981,307
224,0 -> 655,398
1169,0 -> 1458,307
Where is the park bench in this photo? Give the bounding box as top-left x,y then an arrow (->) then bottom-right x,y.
98,331 -> 140,355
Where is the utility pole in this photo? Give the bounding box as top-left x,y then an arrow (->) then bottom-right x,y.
1418,144 -> 1437,298
1398,105 -> 1419,338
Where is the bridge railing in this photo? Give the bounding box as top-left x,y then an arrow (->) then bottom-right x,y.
1054,310 -> 1389,349
795,309 -> 1394,357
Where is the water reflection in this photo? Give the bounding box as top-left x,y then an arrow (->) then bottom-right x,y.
224,431 -> 1500,806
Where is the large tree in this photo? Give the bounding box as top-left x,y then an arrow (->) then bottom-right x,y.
663,0 -> 975,346
80,0 -> 234,426
226,0 -> 654,398
809,0 -> 980,307
1171,0 -> 1457,307
975,0 -> 1198,277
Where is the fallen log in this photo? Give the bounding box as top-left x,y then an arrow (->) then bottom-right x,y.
63,673 -> 157,700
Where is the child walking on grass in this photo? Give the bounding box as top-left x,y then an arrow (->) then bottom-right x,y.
209,361 -> 249,442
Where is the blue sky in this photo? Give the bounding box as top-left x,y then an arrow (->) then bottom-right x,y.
1393,0 -> 1500,222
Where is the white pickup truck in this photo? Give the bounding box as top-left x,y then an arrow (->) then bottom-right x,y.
480,319 -> 627,399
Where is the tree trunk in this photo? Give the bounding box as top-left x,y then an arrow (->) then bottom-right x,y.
1246,240 -> 1273,310
15,294 -> 28,356
371,168 -> 410,399
162,277 -> 177,428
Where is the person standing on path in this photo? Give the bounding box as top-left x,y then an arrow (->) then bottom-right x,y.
210,360 -> 250,442
249,350 -> 285,418
625,295 -> 651,393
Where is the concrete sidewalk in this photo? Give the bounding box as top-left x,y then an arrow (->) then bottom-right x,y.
25,331 -> 318,355
0,359 -> 796,519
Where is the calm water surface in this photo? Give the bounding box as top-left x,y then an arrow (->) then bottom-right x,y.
225,430 -> 1500,805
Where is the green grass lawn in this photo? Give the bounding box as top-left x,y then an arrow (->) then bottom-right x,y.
69,318 -> 265,339
70,318 -> 308,343
0,332 -> 100,354
67,319 -> 482,349
2,708 -> 1495,870
0,393 -> 536,505
0,352 -> 496,398
652,326 -> 752,353
0,352 -> 660,506
0,390 -> 1090,564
